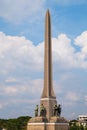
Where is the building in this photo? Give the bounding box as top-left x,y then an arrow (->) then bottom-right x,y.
78,115 -> 87,121
77,115 -> 87,127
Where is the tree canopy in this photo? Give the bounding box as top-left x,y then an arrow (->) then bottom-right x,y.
0,116 -> 31,130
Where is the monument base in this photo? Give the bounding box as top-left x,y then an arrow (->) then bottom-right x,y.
27,116 -> 69,130
27,122 -> 69,130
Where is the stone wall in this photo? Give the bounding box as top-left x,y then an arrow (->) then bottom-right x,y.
27,122 -> 69,130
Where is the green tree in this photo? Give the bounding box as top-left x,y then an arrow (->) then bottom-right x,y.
0,116 -> 31,130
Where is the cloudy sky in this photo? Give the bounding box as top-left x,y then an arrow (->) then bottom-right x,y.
0,0 -> 87,120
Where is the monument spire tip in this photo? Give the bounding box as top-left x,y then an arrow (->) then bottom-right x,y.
46,9 -> 50,14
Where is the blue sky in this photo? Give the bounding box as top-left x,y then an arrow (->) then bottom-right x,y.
0,0 -> 87,120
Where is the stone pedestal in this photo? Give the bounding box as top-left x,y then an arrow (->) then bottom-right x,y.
27,116 -> 69,130
40,98 -> 57,120
27,122 -> 69,130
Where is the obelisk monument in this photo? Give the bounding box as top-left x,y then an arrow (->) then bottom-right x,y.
27,10 -> 69,130
40,10 -> 57,120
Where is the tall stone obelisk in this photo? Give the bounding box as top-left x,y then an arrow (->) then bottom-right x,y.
27,10 -> 69,130
40,10 -> 57,120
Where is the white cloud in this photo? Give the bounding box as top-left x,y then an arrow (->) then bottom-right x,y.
5,77 -> 17,83
0,31 -> 87,118
0,78 -> 43,97
4,87 -> 18,94
65,92 -> 79,102
84,95 -> 87,101
74,31 -> 87,68
52,33 -> 87,69
0,102 -> 9,109
28,79 -> 43,95
69,112 -> 77,119
0,31 -> 87,76
0,0 -> 45,23
0,32 -> 44,75
0,104 -> 4,109
0,78 -> 43,116
0,85 -> 18,95
52,34 -> 76,68
75,31 -> 87,56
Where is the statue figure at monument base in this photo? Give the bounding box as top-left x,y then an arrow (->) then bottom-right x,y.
54,104 -> 61,117
35,105 -> 38,117
40,104 -> 46,117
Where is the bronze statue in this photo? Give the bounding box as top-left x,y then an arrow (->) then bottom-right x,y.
58,104 -> 61,116
35,105 -> 38,117
53,104 -> 61,116
54,104 -> 58,116
40,104 -> 46,117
